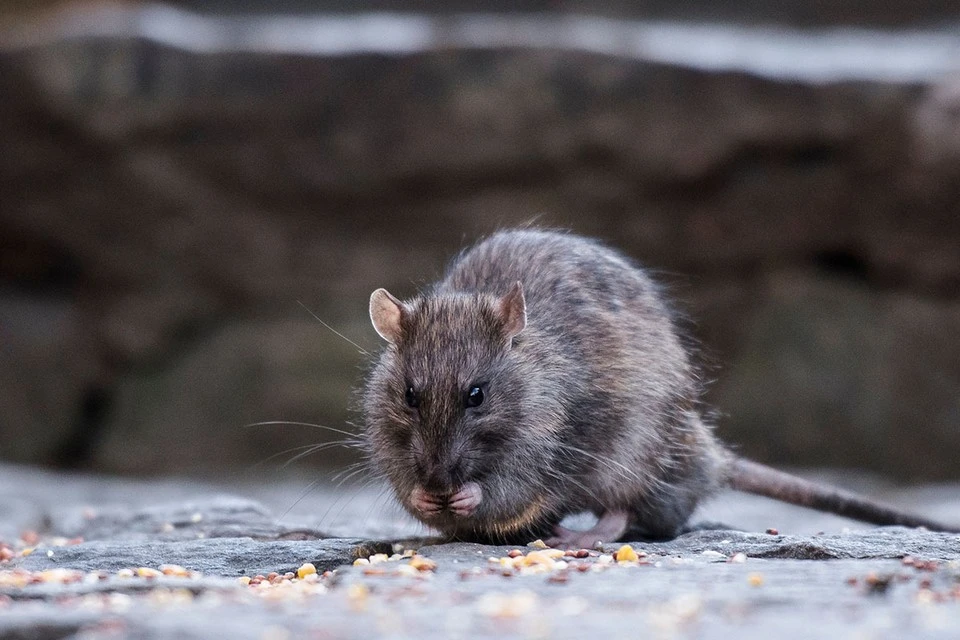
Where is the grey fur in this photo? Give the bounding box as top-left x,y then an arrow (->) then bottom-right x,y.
361,230 -> 958,543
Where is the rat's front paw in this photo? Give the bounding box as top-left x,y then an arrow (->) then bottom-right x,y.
409,486 -> 446,516
449,482 -> 482,517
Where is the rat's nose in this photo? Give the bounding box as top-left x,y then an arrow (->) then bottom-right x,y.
416,456 -> 464,494
420,466 -> 454,494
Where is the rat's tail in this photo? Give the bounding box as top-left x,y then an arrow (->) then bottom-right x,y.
726,457 -> 960,533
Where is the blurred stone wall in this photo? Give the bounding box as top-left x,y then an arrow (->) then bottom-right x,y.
1,3 -> 959,480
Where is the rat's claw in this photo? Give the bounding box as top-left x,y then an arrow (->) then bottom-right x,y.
410,486 -> 445,516
448,482 -> 482,517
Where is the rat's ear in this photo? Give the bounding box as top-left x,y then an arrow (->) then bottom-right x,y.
370,288 -> 405,343
498,281 -> 527,342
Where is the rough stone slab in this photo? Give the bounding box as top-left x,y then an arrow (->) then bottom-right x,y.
0,575 -> 239,600
644,528 -> 960,560
12,537 -> 389,576
1,461 -> 959,640
416,527 -> 960,562
3,553 -> 959,640
49,495 -> 331,542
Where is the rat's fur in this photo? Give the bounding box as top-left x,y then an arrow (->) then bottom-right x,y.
361,229 -> 957,545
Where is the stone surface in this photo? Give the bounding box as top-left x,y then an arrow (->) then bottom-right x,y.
1,5 -> 960,479
2,463 -> 960,639
419,529 -> 960,562
13,537 -> 385,576
48,495 -> 326,542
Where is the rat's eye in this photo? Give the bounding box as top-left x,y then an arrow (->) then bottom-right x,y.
404,386 -> 420,408
465,385 -> 484,408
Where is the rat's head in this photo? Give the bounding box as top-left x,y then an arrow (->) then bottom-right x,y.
361,282 -> 552,539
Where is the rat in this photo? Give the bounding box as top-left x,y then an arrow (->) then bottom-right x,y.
360,229 -> 958,547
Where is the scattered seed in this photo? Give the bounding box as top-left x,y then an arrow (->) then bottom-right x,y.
408,555 -> 437,572
864,572 -> 894,594
297,563 -> 317,579
614,545 -> 639,563
136,568 -> 162,579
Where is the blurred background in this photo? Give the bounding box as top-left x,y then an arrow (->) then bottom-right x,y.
1,0 -> 959,486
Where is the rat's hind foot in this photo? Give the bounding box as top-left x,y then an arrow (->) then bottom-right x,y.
545,509 -> 629,549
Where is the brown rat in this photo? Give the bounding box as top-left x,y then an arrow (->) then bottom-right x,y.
361,229 -> 958,547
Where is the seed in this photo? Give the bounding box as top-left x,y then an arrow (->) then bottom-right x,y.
765,528 -> 779,535
614,545 -> 639,563
159,564 -> 190,577
864,572 -> 894,594
507,549 -> 524,558
748,573 -> 764,586
297,563 -> 317,579
408,556 -> 437,572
